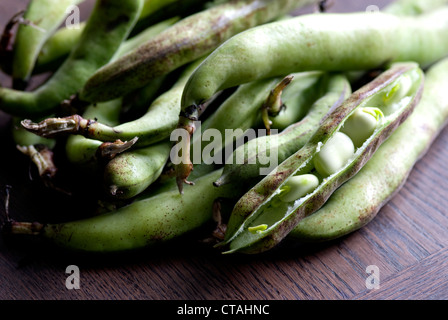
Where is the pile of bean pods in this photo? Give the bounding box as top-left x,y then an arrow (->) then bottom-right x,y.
1,0 -> 448,255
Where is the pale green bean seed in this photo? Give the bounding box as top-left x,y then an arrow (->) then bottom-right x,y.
340,107 -> 383,148
279,174 -> 319,203
313,132 -> 355,177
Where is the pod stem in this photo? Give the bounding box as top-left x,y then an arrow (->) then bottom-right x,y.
21,115 -> 92,139
261,75 -> 294,135
16,145 -> 57,180
5,221 -> 45,236
97,137 -> 139,160
1,186 -> 44,237
175,103 -> 202,194
201,198 -> 228,245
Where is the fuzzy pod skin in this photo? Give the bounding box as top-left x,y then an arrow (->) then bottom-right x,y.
7,169 -> 245,253
289,57 -> 448,243
215,73 -> 351,187
218,63 -> 424,254
0,0 -> 143,118
11,0 -> 84,88
78,0 -> 319,103
104,141 -> 172,200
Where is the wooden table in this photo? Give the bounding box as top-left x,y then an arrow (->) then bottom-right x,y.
1,0 -> 447,302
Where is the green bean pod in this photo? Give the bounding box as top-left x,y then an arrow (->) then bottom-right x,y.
65,99 -> 122,169
218,62 -> 424,254
174,8 -> 448,193
64,61 -> 201,199
78,0 -> 319,103
34,0 -> 208,72
180,9 -> 448,110
104,141 -> 172,200
85,60 -> 199,147
5,169 -> 245,253
22,59 -> 204,148
11,0 -> 84,88
289,57 -> 448,243
215,73 -> 351,187
0,0 -> 143,118
62,20 -> 179,168
101,68 -> 316,200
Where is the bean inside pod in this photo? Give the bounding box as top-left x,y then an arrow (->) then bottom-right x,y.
218,62 -> 424,254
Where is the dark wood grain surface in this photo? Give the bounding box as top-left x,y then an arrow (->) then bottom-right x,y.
1,0 -> 447,301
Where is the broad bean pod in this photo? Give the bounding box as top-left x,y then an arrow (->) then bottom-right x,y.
5,169 -> 246,253
182,9 -> 448,111
101,67 -> 316,199
22,59 -> 204,148
64,61 -> 201,199
214,73 -> 351,187
104,141 -> 172,200
24,70 -> 321,151
289,57 -> 448,243
62,20 -> 181,169
174,8 -> 448,191
218,62 -> 424,254
78,0 -> 319,103
0,0 -> 143,118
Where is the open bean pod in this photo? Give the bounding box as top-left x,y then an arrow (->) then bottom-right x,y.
217,62 -> 424,254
